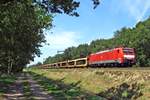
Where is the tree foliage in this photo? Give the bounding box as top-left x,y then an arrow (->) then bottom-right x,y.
44,17 -> 150,67
0,0 -> 52,73
34,0 -> 100,16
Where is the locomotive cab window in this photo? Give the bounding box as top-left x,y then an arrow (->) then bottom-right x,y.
123,49 -> 134,55
117,50 -> 119,53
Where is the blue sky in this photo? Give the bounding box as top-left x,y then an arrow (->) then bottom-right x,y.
30,0 -> 150,65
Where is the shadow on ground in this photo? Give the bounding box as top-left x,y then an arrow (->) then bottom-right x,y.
97,82 -> 143,100
29,71 -> 104,100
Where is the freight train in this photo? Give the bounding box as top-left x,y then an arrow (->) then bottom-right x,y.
40,47 -> 136,69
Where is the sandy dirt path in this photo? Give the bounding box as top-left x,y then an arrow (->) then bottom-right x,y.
3,73 -> 54,100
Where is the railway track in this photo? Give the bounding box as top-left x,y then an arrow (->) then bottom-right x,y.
42,66 -> 150,72
88,67 -> 150,71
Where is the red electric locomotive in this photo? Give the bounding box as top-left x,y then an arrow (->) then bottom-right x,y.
88,47 -> 135,67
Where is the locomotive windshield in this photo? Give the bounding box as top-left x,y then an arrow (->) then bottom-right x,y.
123,48 -> 134,55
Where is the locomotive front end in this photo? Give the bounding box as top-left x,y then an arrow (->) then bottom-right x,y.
123,48 -> 136,66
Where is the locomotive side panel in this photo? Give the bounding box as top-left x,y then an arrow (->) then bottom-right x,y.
88,48 -> 134,67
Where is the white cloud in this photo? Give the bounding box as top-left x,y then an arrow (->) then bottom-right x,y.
45,31 -> 80,50
123,0 -> 150,22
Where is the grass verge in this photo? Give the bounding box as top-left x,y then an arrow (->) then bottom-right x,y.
29,71 -> 104,100
28,68 -> 150,99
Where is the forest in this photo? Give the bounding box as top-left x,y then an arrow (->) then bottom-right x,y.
44,17 -> 150,67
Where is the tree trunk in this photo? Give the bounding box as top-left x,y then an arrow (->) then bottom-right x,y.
7,57 -> 13,75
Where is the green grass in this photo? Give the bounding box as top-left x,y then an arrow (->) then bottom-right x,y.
0,75 -> 16,84
122,90 -> 128,98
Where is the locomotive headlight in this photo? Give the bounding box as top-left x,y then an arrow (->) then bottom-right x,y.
124,55 -> 135,59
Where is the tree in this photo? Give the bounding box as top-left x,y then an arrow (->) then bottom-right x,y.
0,0 -> 52,73
34,0 -> 100,16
